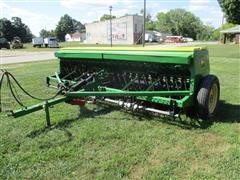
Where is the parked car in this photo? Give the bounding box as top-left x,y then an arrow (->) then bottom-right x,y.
145,32 -> 158,43
44,37 -> 59,48
0,37 -> 10,49
165,36 -> 184,43
182,37 -> 194,42
11,37 -> 23,49
32,37 -> 44,47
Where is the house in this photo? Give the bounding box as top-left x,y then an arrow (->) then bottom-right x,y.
85,15 -> 143,45
220,25 -> 240,44
65,32 -> 86,42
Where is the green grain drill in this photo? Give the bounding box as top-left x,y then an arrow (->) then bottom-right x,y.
6,47 -> 220,126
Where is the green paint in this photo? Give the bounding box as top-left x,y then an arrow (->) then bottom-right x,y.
55,50 -> 193,64
66,90 -> 190,98
10,97 -> 67,118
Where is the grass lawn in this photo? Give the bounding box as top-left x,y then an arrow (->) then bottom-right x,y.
0,44 -> 239,179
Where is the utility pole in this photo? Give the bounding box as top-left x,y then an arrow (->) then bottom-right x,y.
221,14 -> 224,26
109,6 -> 113,47
220,13 -> 225,43
142,0 -> 146,47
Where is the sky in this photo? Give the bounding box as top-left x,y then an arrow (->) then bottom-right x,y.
0,0 -> 223,36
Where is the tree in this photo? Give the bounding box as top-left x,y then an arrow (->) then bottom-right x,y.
11,17 -> 33,42
100,14 -> 116,21
197,24 -> 215,41
72,19 -> 84,32
0,17 -> 32,42
0,18 -> 14,40
39,29 -> 55,38
155,9 -> 206,40
155,12 -> 169,32
55,14 -> 84,41
212,23 -> 236,40
218,0 -> 240,24
145,13 -> 156,31
138,9 -> 156,31
146,21 -> 156,31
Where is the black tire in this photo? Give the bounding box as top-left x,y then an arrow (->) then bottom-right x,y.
196,75 -> 220,119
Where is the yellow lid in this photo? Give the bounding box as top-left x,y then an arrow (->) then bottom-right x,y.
61,46 -> 205,52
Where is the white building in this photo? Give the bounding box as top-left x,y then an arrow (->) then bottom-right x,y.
85,15 -> 143,44
65,32 -> 86,42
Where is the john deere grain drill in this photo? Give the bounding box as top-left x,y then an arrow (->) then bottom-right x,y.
5,47 -> 220,126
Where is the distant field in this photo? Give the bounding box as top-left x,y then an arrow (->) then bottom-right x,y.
0,44 -> 239,179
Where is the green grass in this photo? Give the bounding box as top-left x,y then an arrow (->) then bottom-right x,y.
196,44 -> 240,58
0,44 -> 240,179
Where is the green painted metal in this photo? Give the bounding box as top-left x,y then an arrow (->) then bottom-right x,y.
10,97 -> 67,118
66,90 -> 190,98
55,72 -> 62,83
51,47 -> 210,110
47,75 -> 76,85
137,95 -> 191,108
55,50 -> 193,64
100,87 -> 191,108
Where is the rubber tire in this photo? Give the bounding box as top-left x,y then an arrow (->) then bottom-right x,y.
196,75 -> 220,119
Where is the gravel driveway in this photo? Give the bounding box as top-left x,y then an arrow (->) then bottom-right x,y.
0,50 -> 56,65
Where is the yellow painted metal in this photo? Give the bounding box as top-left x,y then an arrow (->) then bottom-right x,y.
208,83 -> 219,114
62,46 -> 206,52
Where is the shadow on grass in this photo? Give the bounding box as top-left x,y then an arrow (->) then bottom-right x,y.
27,105 -> 114,139
27,100 -> 240,138
162,100 -> 240,129
213,100 -> 240,123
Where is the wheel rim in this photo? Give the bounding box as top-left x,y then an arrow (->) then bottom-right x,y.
208,83 -> 218,114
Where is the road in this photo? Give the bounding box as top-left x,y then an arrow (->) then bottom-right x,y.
0,50 -> 56,65
0,41 -> 218,65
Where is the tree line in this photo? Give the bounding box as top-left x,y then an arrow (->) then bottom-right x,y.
40,14 -> 85,41
0,17 -> 33,43
145,9 -> 216,40
144,0 -> 240,41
